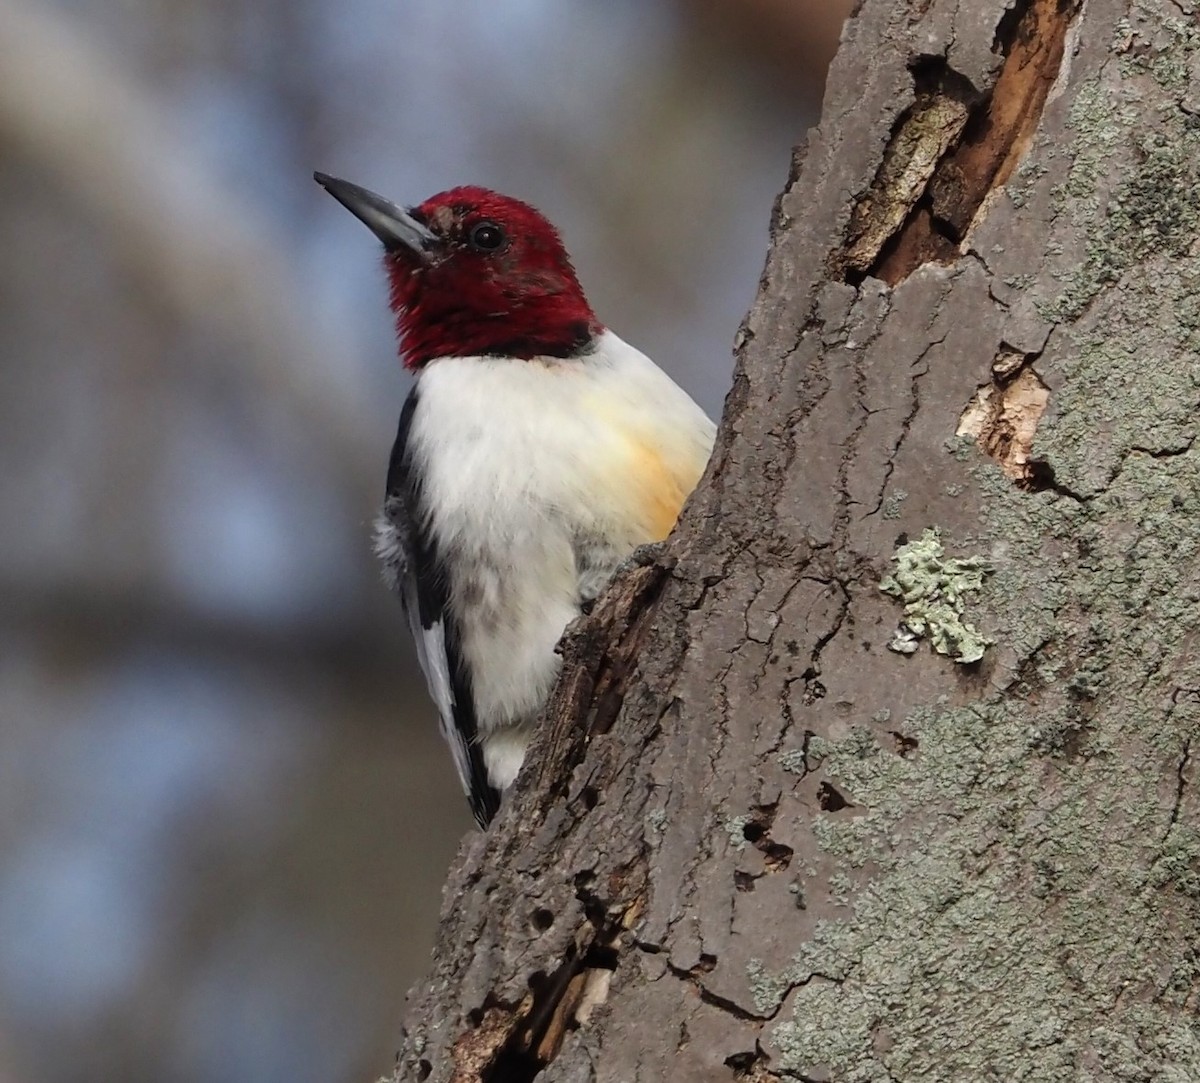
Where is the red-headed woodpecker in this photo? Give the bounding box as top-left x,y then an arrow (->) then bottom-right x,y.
315,172 -> 716,826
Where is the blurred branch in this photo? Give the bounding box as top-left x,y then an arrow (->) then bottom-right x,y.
0,0 -> 377,488
3,577 -> 412,688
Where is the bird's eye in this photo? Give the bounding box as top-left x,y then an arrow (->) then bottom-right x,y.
468,221 -> 505,252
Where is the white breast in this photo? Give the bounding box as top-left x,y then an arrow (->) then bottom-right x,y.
406,330 -> 715,785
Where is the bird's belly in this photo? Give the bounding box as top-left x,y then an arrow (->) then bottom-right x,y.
446,517 -> 583,733
411,345 -> 710,757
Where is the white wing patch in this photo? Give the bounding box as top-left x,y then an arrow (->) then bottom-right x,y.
410,614 -> 478,802
375,508 -> 481,808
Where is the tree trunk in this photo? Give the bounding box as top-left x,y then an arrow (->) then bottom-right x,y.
391,0 -> 1200,1079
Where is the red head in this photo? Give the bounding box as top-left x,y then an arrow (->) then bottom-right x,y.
315,174 -> 602,370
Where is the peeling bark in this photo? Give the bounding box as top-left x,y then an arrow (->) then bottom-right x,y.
957,356 -> 1050,483
390,0 -> 1200,1079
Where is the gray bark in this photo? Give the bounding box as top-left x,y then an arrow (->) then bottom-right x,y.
392,0 -> 1200,1079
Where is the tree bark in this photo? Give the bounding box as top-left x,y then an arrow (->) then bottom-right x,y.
392,0 -> 1200,1079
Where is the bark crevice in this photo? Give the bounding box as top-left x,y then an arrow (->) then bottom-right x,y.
391,1 -> 1200,1078
838,0 -> 1082,285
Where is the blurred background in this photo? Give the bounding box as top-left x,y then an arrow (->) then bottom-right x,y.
0,2 -> 849,1080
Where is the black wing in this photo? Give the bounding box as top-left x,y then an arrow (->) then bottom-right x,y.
379,389 -> 501,827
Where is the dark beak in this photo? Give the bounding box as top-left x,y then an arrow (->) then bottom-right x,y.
313,172 -> 438,257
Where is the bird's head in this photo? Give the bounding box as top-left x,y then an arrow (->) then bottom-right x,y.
315,173 -> 601,370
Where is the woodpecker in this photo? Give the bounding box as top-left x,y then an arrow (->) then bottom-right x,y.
315,172 -> 716,826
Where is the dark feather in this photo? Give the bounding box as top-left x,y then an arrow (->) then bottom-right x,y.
383,389 -> 501,826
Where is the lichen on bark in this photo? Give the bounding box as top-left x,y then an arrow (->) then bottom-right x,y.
879,527 -> 991,662
389,1 -> 1200,1080
759,1 -> 1200,1076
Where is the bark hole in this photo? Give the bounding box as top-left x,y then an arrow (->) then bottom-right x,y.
762,841 -> 794,873
838,0 -> 1080,285
725,1048 -> 776,1080
742,820 -> 767,844
476,899 -> 638,1079
817,782 -> 851,812
956,348 -> 1051,486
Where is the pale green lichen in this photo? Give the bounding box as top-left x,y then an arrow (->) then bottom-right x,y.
723,814 -> 750,850
879,528 -> 991,663
1117,13 -> 1200,97
1041,66 -> 1200,323
762,19 -> 1200,1079
778,748 -> 808,775
880,488 -> 907,520
746,957 -> 787,1016
765,326 -> 1200,1082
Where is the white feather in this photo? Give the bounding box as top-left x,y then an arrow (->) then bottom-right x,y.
374,509 -> 479,797
403,330 -> 715,792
